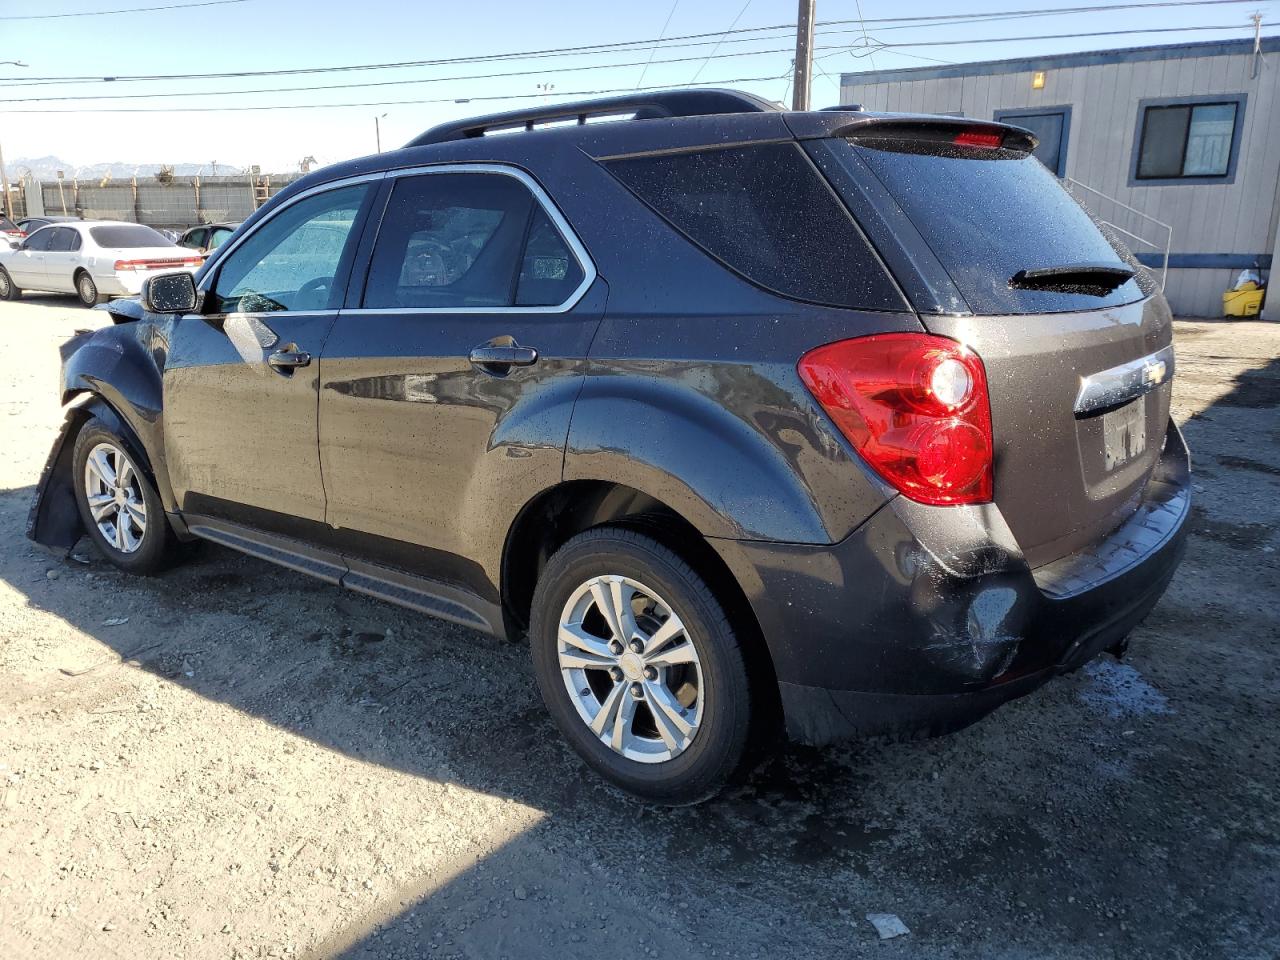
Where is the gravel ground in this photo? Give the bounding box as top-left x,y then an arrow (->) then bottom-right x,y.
1,295 -> 1277,960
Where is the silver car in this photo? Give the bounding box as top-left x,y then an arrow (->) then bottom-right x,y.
0,221 -> 203,306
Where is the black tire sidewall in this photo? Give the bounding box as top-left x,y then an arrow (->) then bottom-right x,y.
530,527 -> 751,804
72,419 -> 171,573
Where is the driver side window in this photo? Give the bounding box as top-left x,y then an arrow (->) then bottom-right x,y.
209,182 -> 371,314
23,228 -> 55,252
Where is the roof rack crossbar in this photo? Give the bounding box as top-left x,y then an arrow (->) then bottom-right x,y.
407,88 -> 781,147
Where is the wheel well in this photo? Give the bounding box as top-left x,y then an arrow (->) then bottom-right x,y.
502,481 -> 782,737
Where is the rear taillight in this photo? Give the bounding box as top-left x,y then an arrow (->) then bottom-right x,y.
114,257 -> 202,271
798,333 -> 993,506
953,129 -> 1004,150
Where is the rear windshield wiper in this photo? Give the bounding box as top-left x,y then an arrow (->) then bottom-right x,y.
1009,262 -> 1135,294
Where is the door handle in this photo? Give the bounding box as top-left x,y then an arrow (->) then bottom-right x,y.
268,348 -> 311,371
468,343 -> 539,371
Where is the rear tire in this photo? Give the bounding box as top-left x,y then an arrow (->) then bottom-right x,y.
529,527 -> 752,805
72,417 -> 182,574
0,266 -> 20,301
76,270 -> 106,307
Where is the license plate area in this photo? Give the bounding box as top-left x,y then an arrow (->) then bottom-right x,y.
1102,394 -> 1147,472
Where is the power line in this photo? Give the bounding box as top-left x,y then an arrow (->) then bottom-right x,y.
0,21 -> 1269,105
0,0 -> 1265,85
0,0 -> 248,20
634,0 -> 682,90
0,70 -> 794,114
0,46 -> 813,103
690,0 -> 755,83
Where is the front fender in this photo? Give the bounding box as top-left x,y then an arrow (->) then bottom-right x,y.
60,319 -> 174,510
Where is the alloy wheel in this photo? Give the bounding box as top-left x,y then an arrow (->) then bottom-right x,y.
0,270 -> 10,297
83,441 -> 147,553
557,574 -> 704,763
78,274 -> 96,304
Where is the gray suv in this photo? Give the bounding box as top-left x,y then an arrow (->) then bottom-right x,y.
28,90 -> 1189,803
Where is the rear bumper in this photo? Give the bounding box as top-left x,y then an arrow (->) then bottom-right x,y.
712,418 -> 1191,745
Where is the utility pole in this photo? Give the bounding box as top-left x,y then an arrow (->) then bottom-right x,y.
792,0 -> 816,111
0,140 -> 11,220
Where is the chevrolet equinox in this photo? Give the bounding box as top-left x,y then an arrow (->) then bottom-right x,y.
28,90 -> 1190,803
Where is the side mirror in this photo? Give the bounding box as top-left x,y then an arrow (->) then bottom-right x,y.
141,271 -> 198,314
7,240 -> 20,250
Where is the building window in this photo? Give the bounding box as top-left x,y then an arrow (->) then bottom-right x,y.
1135,98 -> 1242,181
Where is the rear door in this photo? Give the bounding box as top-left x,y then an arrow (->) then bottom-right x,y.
318,165 -> 600,590
41,226 -> 81,292
812,128 -> 1171,567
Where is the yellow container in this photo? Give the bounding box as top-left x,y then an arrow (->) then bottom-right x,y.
1223,287 -> 1264,318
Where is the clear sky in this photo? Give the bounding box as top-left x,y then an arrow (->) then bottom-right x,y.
0,0 -> 1275,173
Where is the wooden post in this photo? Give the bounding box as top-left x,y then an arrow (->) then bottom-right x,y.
0,140 -> 12,220
792,0 -> 815,111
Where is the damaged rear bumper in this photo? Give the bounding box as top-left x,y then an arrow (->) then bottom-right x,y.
712,419 -> 1191,746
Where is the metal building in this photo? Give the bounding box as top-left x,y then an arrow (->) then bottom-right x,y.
840,37 -> 1280,318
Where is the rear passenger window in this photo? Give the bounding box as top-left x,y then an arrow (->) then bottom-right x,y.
364,172 -> 586,310
48,228 -> 77,252
516,207 -> 585,306
605,142 -> 903,311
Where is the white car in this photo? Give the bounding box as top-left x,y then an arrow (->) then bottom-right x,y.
0,220 -> 203,307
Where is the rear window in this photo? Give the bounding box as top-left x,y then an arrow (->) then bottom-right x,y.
605,142 -> 903,312
89,224 -> 173,248
844,141 -> 1146,314
0,216 -> 16,232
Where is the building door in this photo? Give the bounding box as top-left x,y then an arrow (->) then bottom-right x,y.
995,108 -> 1070,176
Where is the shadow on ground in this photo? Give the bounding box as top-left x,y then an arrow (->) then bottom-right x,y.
3,353 -> 1278,959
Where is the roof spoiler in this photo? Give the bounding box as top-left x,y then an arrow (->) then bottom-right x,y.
409,89 -> 783,147
785,112 -> 1039,153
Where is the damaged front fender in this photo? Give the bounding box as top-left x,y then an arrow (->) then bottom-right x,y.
29,319 -> 171,551
26,399 -> 96,551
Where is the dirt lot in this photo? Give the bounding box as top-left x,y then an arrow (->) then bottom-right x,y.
1,295 -> 1277,960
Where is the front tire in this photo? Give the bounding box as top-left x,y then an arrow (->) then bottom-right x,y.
76,270 -> 106,307
72,418 -> 181,574
530,527 -> 752,804
0,266 -> 20,301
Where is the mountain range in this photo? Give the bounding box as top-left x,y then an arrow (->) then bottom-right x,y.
8,156 -> 259,180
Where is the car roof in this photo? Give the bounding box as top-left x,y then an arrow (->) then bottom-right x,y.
269,88 -> 1027,205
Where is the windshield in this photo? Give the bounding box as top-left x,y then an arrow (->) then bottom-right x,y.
841,140 -> 1148,314
89,224 -> 174,248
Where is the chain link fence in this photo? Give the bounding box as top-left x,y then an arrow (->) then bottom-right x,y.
14,173 -> 302,231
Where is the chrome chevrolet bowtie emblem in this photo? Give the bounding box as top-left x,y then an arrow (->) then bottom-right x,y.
1143,359 -> 1167,387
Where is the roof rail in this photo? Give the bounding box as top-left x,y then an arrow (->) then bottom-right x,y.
407,88 -> 783,147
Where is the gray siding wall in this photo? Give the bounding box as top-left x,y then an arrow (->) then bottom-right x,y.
841,47 -> 1280,317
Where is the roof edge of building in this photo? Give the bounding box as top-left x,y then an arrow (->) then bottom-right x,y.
840,35 -> 1280,86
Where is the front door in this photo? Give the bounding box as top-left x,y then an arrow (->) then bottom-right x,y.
8,225 -> 53,287
996,108 -> 1069,176
318,167 -> 600,592
163,179 -> 380,534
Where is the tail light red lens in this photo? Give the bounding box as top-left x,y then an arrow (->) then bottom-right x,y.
953,129 -> 1004,150
114,257 -> 203,271
798,333 -> 994,505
